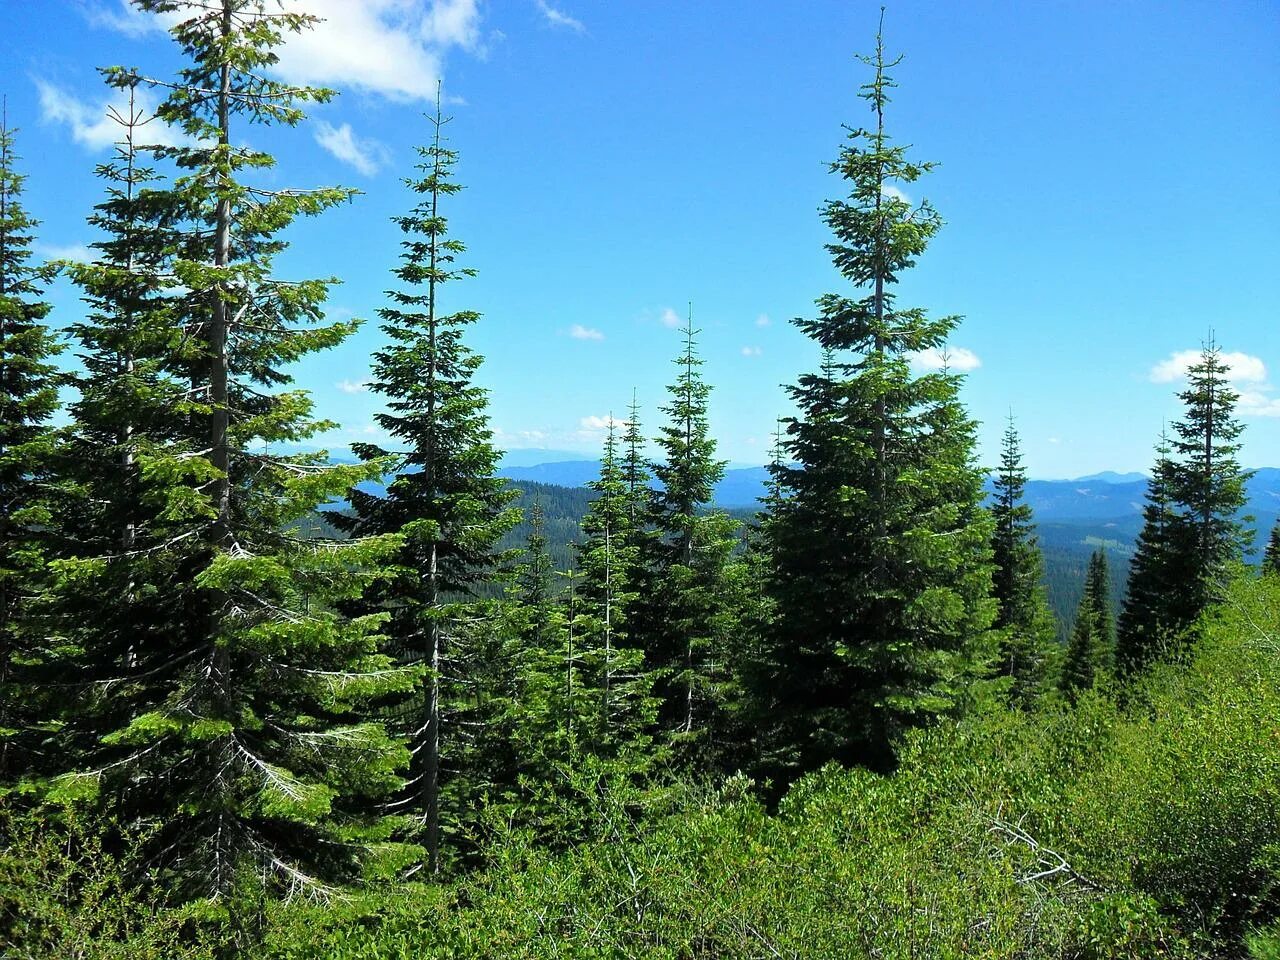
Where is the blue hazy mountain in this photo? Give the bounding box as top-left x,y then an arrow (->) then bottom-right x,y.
494,459 -> 1279,538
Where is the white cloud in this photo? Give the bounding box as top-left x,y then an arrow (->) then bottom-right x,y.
35,79 -> 181,152
336,379 -> 370,394
909,345 -> 981,372
1148,349 -> 1268,385
36,242 -> 94,263
1237,390 -> 1280,418
314,121 -> 390,175
536,0 -> 585,32
1149,349 -> 1280,417
659,307 -> 682,329
88,0 -> 484,103
755,313 -> 771,328
881,184 -> 911,204
1048,437 -> 1062,445
579,414 -> 624,432
569,324 -> 604,341
741,346 -> 763,357
82,0 -> 161,37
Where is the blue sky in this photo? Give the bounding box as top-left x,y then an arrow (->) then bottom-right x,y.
2,0 -> 1277,477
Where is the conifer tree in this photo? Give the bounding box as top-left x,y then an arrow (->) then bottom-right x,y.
1264,522 -> 1280,577
1060,549 -> 1115,698
333,92 -> 517,874
0,117 -> 63,783
638,314 -> 739,762
989,416 -> 1057,706
755,22 -> 996,778
575,422 -> 654,760
46,2 -> 415,905
1163,341 -> 1253,627
1117,433 -> 1180,676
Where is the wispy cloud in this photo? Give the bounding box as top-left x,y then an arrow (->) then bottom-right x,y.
335,379 -> 370,394
535,0 -> 585,32
35,242 -> 94,263
755,313 -> 771,328
569,324 -> 605,341
35,79 -> 180,151
314,121 -> 390,176
87,0 -> 485,103
82,0 -> 159,37
909,345 -> 981,372
659,307 -> 681,329
580,414 -> 625,432
1236,390 -> 1280,418
741,345 -> 763,357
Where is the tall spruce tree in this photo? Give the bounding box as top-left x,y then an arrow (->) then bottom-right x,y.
639,313 -> 738,762
1117,432 -> 1180,676
333,92 -> 517,874
989,415 -> 1057,706
0,117 -> 63,783
755,22 -> 996,778
1060,549 -> 1115,699
45,2 -> 416,906
1163,341 -> 1253,627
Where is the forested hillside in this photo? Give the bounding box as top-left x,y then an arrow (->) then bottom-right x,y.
1,3 -> 1277,958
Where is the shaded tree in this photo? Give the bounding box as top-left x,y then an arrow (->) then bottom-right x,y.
754,20 -> 996,779
0,117 -> 63,783
989,415 -> 1057,706
1264,522 -> 1280,577
1117,432 -> 1180,676
1060,549 -> 1115,698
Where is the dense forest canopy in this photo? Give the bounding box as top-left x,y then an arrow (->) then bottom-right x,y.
1,3 -> 1277,958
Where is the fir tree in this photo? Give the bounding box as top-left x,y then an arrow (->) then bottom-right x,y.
46,2 -> 415,906
1264,522 -> 1280,577
1060,549 -> 1115,698
0,116 -> 63,783
575,422 -> 654,759
1163,341 -> 1253,628
639,313 -> 739,762
989,415 -> 1057,706
1117,432 -> 1180,676
755,21 -> 996,778
333,92 -> 517,874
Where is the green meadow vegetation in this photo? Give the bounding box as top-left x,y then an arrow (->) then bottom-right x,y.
2,3 -> 1277,957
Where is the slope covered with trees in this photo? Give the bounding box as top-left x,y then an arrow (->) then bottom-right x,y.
0,4 -> 1274,957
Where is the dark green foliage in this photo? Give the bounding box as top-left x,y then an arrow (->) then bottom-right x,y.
635,319 -> 741,764
41,0 -> 417,905
1118,435 -> 1180,676
989,416 -> 1059,705
1162,342 -> 1253,627
755,25 -> 996,778
254,574 -> 1280,960
1061,549 -> 1116,698
0,119 -> 63,784
332,94 -> 518,873
573,424 -> 656,761
1264,522 -> 1280,577
1119,343 -> 1252,677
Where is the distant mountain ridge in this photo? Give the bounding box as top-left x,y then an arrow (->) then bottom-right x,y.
496,457 -> 1278,520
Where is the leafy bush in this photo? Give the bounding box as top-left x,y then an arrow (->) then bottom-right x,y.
0,806 -> 214,959
260,576 -> 1279,959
